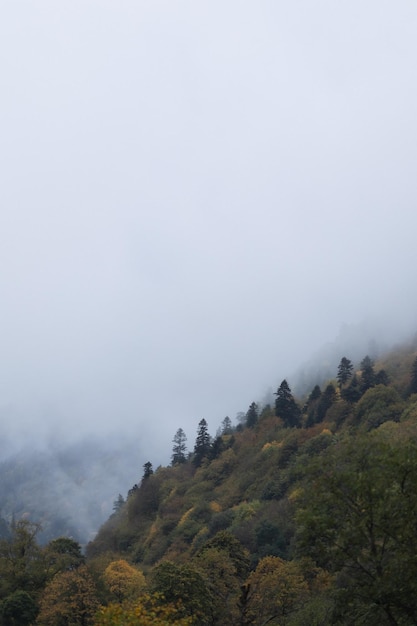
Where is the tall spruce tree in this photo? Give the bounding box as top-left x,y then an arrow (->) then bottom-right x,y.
274,380 -> 301,428
246,402 -> 258,428
171,428 -> 187,465
193,419 -> 211,466
360,355 -> 376,393
337,357 -> 353,388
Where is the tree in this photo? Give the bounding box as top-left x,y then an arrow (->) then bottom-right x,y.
408,356 -> 417,396
315,384 -> 336,424
0,520 -> 45,596
193,419 -> 211,467
112,494 -> 125,514
44,537 -> 85,577
295,431 -> 417,624
142,461 -> 153,480
194,547 -> 241,624
241,556 -> 308,626
37,565 -> 99,626
360,355 -> 376,393
171,428 -> 187,465
245,402 -> 258,429
95,593 -> 194,626
103,559 -> 146,603
221,416 -> 233,435
150,561 -> 212,624
199,531 -> 250,581
341,373 -> 362,404
337,357 -> 353,388
275,380 -> 301,428
1,590 -> 38,626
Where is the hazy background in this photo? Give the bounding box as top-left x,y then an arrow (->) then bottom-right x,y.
1,1 -> 417,470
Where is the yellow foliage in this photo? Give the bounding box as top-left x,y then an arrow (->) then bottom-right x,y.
95,594 -> 194,625
321,428 -> 332,436
288,487 -> 303,502
103,560 -> 146,602
209,501 -> 221,513
178,507 -> 194,527
261,440 -> 282,452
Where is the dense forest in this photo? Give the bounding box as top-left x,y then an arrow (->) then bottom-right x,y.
2,337 -> 417,625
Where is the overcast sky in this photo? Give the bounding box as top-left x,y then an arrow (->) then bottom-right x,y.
1,1 -> 417,465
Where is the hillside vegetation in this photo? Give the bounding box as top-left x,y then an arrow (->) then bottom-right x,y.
2,337 -> 417,625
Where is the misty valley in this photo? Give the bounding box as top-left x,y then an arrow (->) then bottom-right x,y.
2,335 -> 417,625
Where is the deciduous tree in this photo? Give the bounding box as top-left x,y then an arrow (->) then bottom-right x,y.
37,565 -> 99,626
103,559 -> 146,603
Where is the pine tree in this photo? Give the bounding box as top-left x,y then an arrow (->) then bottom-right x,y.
360,356 -> 376,393
221,416 -> 233,435
171,428 -> 187,465
337,357 -> 353,388
246,402 -> 258,428
315,384 -> 336,423
193,419 -> 211,467
142,461 -> 153,480
274,380 -> 301,428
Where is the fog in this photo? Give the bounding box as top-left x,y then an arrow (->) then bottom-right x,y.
1,1 -> 417,471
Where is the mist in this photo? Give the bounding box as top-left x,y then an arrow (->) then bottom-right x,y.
1,1 -> 417,475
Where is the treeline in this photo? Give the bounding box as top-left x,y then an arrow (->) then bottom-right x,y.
1,347 -> 417,624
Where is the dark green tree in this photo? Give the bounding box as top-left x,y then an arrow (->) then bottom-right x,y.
341,373 -> 362,404
142,461 -> 153,480
360,355 -> 376,393
375,368 -> 389,386
44,537 -> 85,575
1,590 -> 38,626
296,431 -> 417,624
150,561 -> 212,625
193,419 -> 211,467
246,402 -> 258,428
275,380 -> 301,428
315,384 -> 336,423
305,385 -> 322,428
337,357 -> 353,388
408,356 -> 417,396
171,428 -> 187,465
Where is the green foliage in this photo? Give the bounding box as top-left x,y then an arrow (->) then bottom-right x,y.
150,561 -> 211,625
407,356 -> 417,396
337,356 -> 353,388
171,429 -> 187,465
275,380 -> 301,428
246,402 -> 258,429
1,590 -> 38,626
295,430 -> 417,624
193,420 -> 211,467
355,384 -> 405,430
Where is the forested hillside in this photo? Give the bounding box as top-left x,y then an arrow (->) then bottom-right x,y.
2,337 -> 417,625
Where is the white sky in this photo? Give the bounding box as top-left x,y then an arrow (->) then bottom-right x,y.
1,1 -> 417,464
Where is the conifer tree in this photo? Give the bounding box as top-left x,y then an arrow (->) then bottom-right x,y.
337,357 -> 353,388
360,355 -> 376,393
246,402 -> 258,428
171,428 -> 187,465
142,461 -> 153,480
221,416 -> 233,435
274,380 -> 301,428
193,419 -> 211,466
